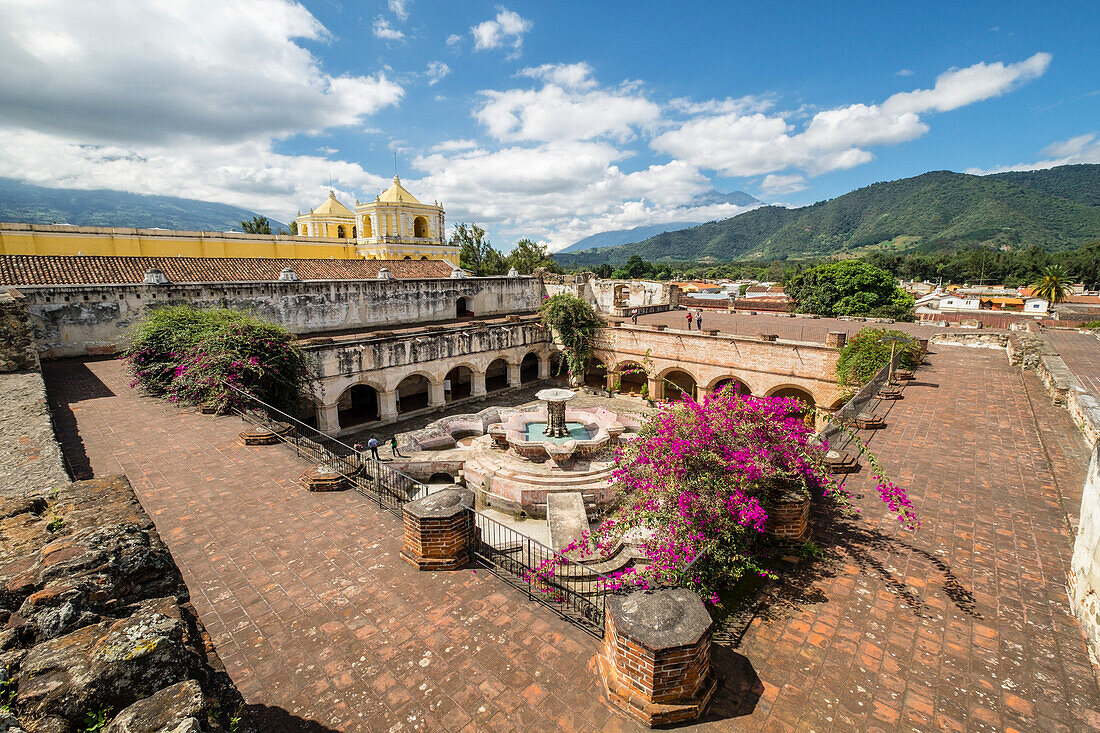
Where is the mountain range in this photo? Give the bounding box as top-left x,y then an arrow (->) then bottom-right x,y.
554,164 -> 1100,266
0,178 -> 287,232
555,189 -> 760,253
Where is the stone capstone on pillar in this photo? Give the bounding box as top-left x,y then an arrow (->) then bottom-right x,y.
400,487 -> 476,570
597,588 -> 718,727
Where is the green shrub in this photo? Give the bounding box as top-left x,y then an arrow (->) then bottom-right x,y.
835,327 -> 922,386
539,293 -> 604,378
123,306 -> 315,413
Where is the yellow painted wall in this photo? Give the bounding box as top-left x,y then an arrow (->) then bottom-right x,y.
0,225 -> 363,260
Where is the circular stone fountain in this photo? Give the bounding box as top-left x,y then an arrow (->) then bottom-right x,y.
461,389 -> 642,518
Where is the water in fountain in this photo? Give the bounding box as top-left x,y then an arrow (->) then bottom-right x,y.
523,421 -> 592,445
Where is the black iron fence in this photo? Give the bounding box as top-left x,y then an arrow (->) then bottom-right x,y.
472,511 -> 607,637
226,385 -> 427,517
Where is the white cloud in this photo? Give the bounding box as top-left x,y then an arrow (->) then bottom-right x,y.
896,69 -> 915,77
0,0 -> 403,145
372,17 -> 405,41
882,53 -> 1050,115
430,139 -> 479,152
760,174 -> 807,195
652,54 -> 1050,179
518,62 -> 597,90
966,133 -> 1100,174
475,82 -> 660,143
388,0 -> 409,21
471,8 -> 531,53
426,61 -> 450,86
446,33 -> 463,46
668,96 -> 774,115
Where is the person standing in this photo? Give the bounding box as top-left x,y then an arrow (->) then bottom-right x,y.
390,435 -> 403,458
367,437 -> 379,460
630,307 -> 638,325
697,312 -> 703,331
685,311 -> 692,329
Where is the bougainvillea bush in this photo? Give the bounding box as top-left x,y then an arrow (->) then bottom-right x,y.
539,293 -> 603,378
123,306 -> 314,413
835,327 -> 923,386
528,387 -> 917,602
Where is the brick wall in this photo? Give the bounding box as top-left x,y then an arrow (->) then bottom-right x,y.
603,612 -> 711,707
766,492 -> 810,541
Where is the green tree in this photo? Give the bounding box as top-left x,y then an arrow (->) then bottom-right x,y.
240,215 -> 271,234
453,223 -> 508,276
289,220 -> 298,235
785,260 -> 914,319
1031,265 -> 1073,304
539,293 -> 604,378
835,328 -> 923,386
506,238 -> 554,274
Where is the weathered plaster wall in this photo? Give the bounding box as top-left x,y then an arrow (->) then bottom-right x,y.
17,276 -> 542,357
541,274 -> 676,315
1068,402 -> 1100,664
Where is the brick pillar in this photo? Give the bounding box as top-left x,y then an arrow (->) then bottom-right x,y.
597,589 -> 718,727
647,376 -> 663,400
765,487 -> 810,542
826,331 -> 847,349
400,487 -> 475,570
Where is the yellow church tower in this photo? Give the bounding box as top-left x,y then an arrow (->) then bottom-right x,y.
295,177 -> 457,265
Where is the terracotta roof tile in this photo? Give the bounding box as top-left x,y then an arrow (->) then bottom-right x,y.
0,255 -> 454,286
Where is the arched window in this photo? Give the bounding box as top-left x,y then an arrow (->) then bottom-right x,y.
413,216 -> 428,238
336,225 -> 346,238
351,226 -> 357,238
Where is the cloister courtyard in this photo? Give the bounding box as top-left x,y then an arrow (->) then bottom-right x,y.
40,330 -> 1100,732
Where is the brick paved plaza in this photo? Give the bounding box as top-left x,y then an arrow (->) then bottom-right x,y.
635,310 -> 968,343
1046,329 -> 1100,397
42,345 -> 1100,732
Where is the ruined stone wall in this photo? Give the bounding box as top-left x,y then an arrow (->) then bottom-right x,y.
1068,400 -> 1100,664
592,325 -> 844,408
310,319 -> 550,395
0,289 -> 38,372
540,274 -> 675,315
17,276 -> 542,358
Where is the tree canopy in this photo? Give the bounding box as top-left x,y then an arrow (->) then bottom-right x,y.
1031,265 -> 1073,304
240,215 -> 271,234
785,260 -> 914,319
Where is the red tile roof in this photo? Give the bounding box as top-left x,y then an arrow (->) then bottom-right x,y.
0,255 -> 454,285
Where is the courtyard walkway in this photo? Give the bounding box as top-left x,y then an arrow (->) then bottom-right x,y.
42,348 -> 1100,732
635,309 -> 987,344
1046,328 -> 1100,396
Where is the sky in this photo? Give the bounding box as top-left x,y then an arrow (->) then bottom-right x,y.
0,1 -> 1097,252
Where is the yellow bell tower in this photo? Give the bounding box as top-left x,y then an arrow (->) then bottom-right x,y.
295,191 -> 356,239
353,176 -> 457,265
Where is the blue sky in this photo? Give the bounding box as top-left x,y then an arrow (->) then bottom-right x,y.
0,1 -> 1097,250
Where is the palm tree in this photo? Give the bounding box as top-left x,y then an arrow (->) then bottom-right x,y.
1031,265 -> 1072,305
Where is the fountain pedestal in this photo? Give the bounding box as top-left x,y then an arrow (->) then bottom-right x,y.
536,388 -> 578,438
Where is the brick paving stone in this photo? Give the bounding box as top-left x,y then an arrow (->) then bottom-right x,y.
1046,329 -> 1100,398
40,349 -> 1100,732
636,310 -> 991,344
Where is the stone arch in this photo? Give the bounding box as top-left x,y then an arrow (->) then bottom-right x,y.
420,256 -> 429,260
336,383 -> 380,428
428,472 -> 455,485
485,358 -> 509,392
708,375 -> 753,395
337,225 -> 347,238
444,364 -> 474,401
660,367 -> 698,401
403,255 -> 412,260
413,216 -> 429,238
613,361 -> 647,395
456,296 -> 472,317
584,356 -> 608,390
396,374 -> 433,414
520,351 -> 540,383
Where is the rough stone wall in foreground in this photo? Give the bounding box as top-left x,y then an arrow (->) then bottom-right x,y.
0,290 -> 38,372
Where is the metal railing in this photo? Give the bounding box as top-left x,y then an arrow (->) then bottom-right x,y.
471,511 -> 608,637
226,385 -> 427,516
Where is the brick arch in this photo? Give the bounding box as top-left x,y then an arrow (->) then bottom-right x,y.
613,360 -> 648,395
707,375 -> 754,395
383,369 -> 441,393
